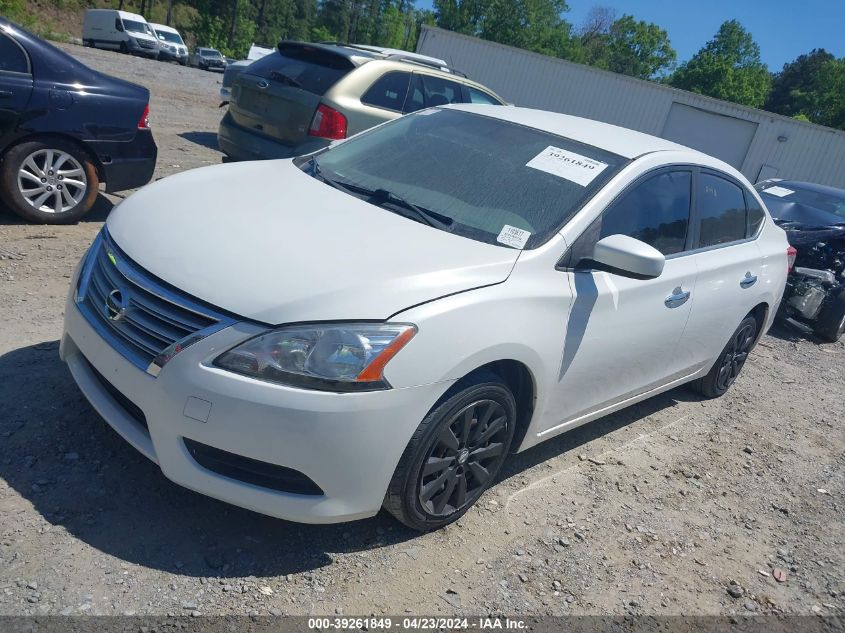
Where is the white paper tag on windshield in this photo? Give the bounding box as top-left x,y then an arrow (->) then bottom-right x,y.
497,225 -> 531,249
526,146 -> 608,186
763,185 -> 794,197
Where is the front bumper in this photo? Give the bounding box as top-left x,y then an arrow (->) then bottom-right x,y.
60,275 -> 451,523
159,49 -> 188,63
89,129 -> 158,193
217,111 -> 329,160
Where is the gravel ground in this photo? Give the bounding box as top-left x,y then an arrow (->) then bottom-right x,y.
1,44 -> 844,619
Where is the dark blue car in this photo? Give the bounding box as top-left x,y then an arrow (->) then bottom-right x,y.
0,19 -> 157,223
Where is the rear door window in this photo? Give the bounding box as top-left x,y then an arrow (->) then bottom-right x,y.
246,47 -> 355,96
361,71 -> 411,112
0,34 -> 29,74
697,173 -> 748,247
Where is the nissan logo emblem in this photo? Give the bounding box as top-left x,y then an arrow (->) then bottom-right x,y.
105,288 -> 129,322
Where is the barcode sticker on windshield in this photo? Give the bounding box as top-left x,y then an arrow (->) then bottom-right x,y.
764,185 -> 794,197
526,146 -> 609,186
497,225 -> 531,249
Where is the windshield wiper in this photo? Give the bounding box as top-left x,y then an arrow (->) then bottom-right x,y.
310,159 -> 453,230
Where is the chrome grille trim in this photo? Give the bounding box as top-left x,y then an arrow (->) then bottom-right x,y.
76,229 -> 237,376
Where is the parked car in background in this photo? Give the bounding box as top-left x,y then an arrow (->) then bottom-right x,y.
62,105 -> 786,531
189,47 -> 227,71
757,179 -> 845,341
0,19 -> 157,223
219,44 -> 274,103
150,23 -> 188,65
82,9 -> 159,59
217,41 -> 505,161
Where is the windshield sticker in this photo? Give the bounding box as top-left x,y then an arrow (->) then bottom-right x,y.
763,185 -> 794,197
526,146 -> 609,187
497,225 -> 531,249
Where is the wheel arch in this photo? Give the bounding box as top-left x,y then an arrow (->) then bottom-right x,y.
748,301 -> 770,345
431,359 -> 537,454
0,132 -> 105,183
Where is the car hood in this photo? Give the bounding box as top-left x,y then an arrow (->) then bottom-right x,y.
106,160 -> 520,324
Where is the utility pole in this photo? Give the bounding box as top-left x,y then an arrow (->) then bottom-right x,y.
166,0 -> 173,25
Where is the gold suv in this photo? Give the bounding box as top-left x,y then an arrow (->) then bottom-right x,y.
217,41 -> 505,160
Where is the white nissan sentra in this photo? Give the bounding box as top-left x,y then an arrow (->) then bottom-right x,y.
61,105 -> 788,531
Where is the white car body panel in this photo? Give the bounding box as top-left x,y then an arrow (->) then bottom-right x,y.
83,9 -> 160,51
62,105 -> 789,523
106,160 -> 520,324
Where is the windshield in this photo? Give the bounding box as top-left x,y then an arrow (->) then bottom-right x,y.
310,109 -> 626,249
155,30 -> 184,45
123,20 -> 152,36
758,182 -> 845,218
200,48 -> 222,57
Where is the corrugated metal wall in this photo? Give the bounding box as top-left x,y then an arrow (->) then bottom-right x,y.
417,26 -> 845,188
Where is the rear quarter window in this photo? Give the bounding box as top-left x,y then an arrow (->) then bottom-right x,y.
361,72 -> 411,112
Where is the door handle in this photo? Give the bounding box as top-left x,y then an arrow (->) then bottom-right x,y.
664,287 -> 691,309
740,273 -> 758,289
0,90 -> 13,99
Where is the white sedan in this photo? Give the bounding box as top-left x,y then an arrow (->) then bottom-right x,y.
61,105 -> 788,531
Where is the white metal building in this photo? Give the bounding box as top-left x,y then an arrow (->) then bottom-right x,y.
417,26 -> 845,188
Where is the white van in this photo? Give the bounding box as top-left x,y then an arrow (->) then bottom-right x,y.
82,9 -> 160,58
149,22 -> 188,65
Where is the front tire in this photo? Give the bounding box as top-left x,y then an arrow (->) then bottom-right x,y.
384,371 -> 516,532
691,316 -> 758,399
814,289 -> 845,342
0,139 -> 99,224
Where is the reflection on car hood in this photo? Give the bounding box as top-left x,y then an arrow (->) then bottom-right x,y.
106,160 -> 520,324
763,197 -> 845,246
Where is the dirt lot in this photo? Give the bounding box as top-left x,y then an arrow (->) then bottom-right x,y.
1,44 -> 844,619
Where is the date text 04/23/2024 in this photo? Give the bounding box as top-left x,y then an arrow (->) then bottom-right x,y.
306,617 -> 527,630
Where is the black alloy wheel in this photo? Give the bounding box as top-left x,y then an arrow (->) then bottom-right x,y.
418,399 -> 509,516
384,371 -> 516,531
692,315 -> 758,398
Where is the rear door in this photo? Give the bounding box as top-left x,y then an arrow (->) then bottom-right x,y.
0,33 -> 34,142
682,170 -> 766,370
229,44 -> 356,148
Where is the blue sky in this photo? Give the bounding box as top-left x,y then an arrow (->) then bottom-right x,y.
416,0 -> 845,71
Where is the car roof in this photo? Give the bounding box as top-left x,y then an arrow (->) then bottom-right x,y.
763,180 -> 845,199
444,104 -> 703,160
149,23 -> 179,33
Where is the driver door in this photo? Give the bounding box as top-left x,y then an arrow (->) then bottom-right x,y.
542,168 -> 699,431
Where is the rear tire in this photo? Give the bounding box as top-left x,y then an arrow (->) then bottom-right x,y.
814,290 -> 845,342
691,316 -> 758,399
384,371 -> 516,532
0,139 -> 99,224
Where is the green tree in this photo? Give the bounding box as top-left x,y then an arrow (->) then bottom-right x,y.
603,14 -> 675,79
477,0 -> 579,59
669,19 -> 771,108
764,49 -> 845,129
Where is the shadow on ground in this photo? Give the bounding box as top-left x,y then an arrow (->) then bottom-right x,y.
0,193 -> 114,225
179,131 -> 219,151
0,340 -> 699,579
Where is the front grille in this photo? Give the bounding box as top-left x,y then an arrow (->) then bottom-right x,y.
86,357 -> 149,432
184,439 -> 324,496
76,230 -> 233,375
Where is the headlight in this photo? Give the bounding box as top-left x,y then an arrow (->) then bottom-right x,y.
214,323 -> 416,392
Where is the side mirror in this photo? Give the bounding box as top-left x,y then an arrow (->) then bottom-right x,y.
588,234 -> 665,279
